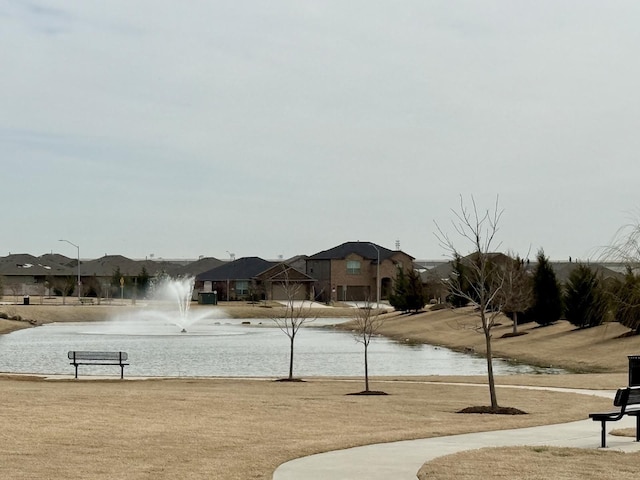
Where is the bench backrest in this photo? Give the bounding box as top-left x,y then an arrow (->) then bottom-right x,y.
613,386 -> 640,409
68,351 -> 128,362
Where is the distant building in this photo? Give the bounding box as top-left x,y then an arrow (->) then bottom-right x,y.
195,257 -> 314,301
306,241 -> 414,303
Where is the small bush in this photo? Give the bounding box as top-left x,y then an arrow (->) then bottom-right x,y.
430,303 -> 448,311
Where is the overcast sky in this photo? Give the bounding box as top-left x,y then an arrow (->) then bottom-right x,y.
2,1 -> 639,261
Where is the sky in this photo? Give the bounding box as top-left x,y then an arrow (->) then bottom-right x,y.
2,1 -> 640,262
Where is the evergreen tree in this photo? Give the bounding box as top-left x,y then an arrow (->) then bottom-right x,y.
111,267 -> 123,288
137,266 -> 150,298
611,267 -> 640,333
447,254 -> 471,307
529,250 -> 563,326
389,267 -> 409,312
405,269 -> 426,313
564,264 -> 607,328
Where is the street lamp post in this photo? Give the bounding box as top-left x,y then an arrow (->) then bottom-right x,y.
59,239 -> 81,302
368,243 -> 380,308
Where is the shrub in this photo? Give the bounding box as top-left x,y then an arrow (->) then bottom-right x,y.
564,264 -> 607,328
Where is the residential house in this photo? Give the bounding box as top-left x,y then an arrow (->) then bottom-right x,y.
195,257 -> 314,301
80,255 -> 182,298
0,253 -> 75,297
306,241 -> 414,303
255,263 -> 315,301
0,253 -> 187,300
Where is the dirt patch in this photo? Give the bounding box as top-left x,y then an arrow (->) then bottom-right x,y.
458,405 -> 527,415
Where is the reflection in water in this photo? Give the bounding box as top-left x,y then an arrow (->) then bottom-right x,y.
0,319 -> 565,377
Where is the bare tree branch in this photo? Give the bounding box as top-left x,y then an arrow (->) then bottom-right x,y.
270,265 -> 316,380
351,298 -> 386,392
433,195 -> 505,409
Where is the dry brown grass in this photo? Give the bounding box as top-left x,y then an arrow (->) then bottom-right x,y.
0,300 -> 356,328
417,446 -> 640,480
367,307 -> 640,373
2,302 -> 640,478
0,377 -> 614,480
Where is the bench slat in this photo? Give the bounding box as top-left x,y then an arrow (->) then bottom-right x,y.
68,351 -> 128,361
627,388 -> 640,406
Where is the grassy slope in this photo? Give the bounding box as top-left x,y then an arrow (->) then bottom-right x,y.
367,307 -> 640,373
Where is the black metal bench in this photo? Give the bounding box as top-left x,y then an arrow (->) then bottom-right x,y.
68,351 -> 129,379
589,386 -> 640,447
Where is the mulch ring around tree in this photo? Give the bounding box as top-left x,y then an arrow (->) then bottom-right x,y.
274,378 -> 306,383
500,331 -> 528,339
458,406 -> 527,415
346,390 -> 389,396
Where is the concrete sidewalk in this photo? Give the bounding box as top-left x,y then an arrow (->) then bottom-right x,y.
273,388 -> 640,480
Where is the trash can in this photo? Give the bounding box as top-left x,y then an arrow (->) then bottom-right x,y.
629,355 -> 640,386
23,295 -> 30,305
198,292 -> 218,305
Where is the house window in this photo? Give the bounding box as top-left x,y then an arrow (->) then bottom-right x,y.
346,260 -> 361,275
235,280 -> 249,295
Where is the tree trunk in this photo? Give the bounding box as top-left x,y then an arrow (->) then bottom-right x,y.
512,311 -> 519,335
288,335 -> 295,380
484,325 -> 498,409
364,343 -> 369,392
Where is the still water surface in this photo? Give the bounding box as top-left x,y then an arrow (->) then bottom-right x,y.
0,318 -> 562,377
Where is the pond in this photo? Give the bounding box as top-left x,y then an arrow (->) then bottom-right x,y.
0,318 -> 563,377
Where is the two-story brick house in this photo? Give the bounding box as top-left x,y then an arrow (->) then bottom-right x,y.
306,241 -> 414,303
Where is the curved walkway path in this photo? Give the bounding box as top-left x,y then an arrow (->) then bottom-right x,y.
273,385 -> 640,480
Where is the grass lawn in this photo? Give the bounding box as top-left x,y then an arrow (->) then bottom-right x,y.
2,301 -> 640,478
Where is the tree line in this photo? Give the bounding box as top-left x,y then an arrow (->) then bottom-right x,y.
388,247 -> 640,334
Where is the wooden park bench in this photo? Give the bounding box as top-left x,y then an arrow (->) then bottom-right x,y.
78,298 -> 94,305
589,386 -> 640,447
68,351 -> 129,379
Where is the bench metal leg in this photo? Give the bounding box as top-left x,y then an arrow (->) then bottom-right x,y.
636,416 -> 640,442
74,364 -> 79,379
600,421 -> 607,448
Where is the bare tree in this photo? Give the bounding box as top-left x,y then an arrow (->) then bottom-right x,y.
603,214 -> 640,266
83,275 -> 105,304
53,276 -> 76,305
499,252 -> 532,336
351,298 -> 386,393
271,266 -> 316,381
600,215 -> 640,333
35,282 -> 46,305
435,195 -> 505,410
8,283 -> 22,303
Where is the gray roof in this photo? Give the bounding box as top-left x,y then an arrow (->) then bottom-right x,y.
78,255 -> 181,277
551,262 -> 623,284
0,254 -> 74,276
421,255 -> 625,284
196,257 -> 276,281
172,257 -> 226,277
308,241 -> 410,262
